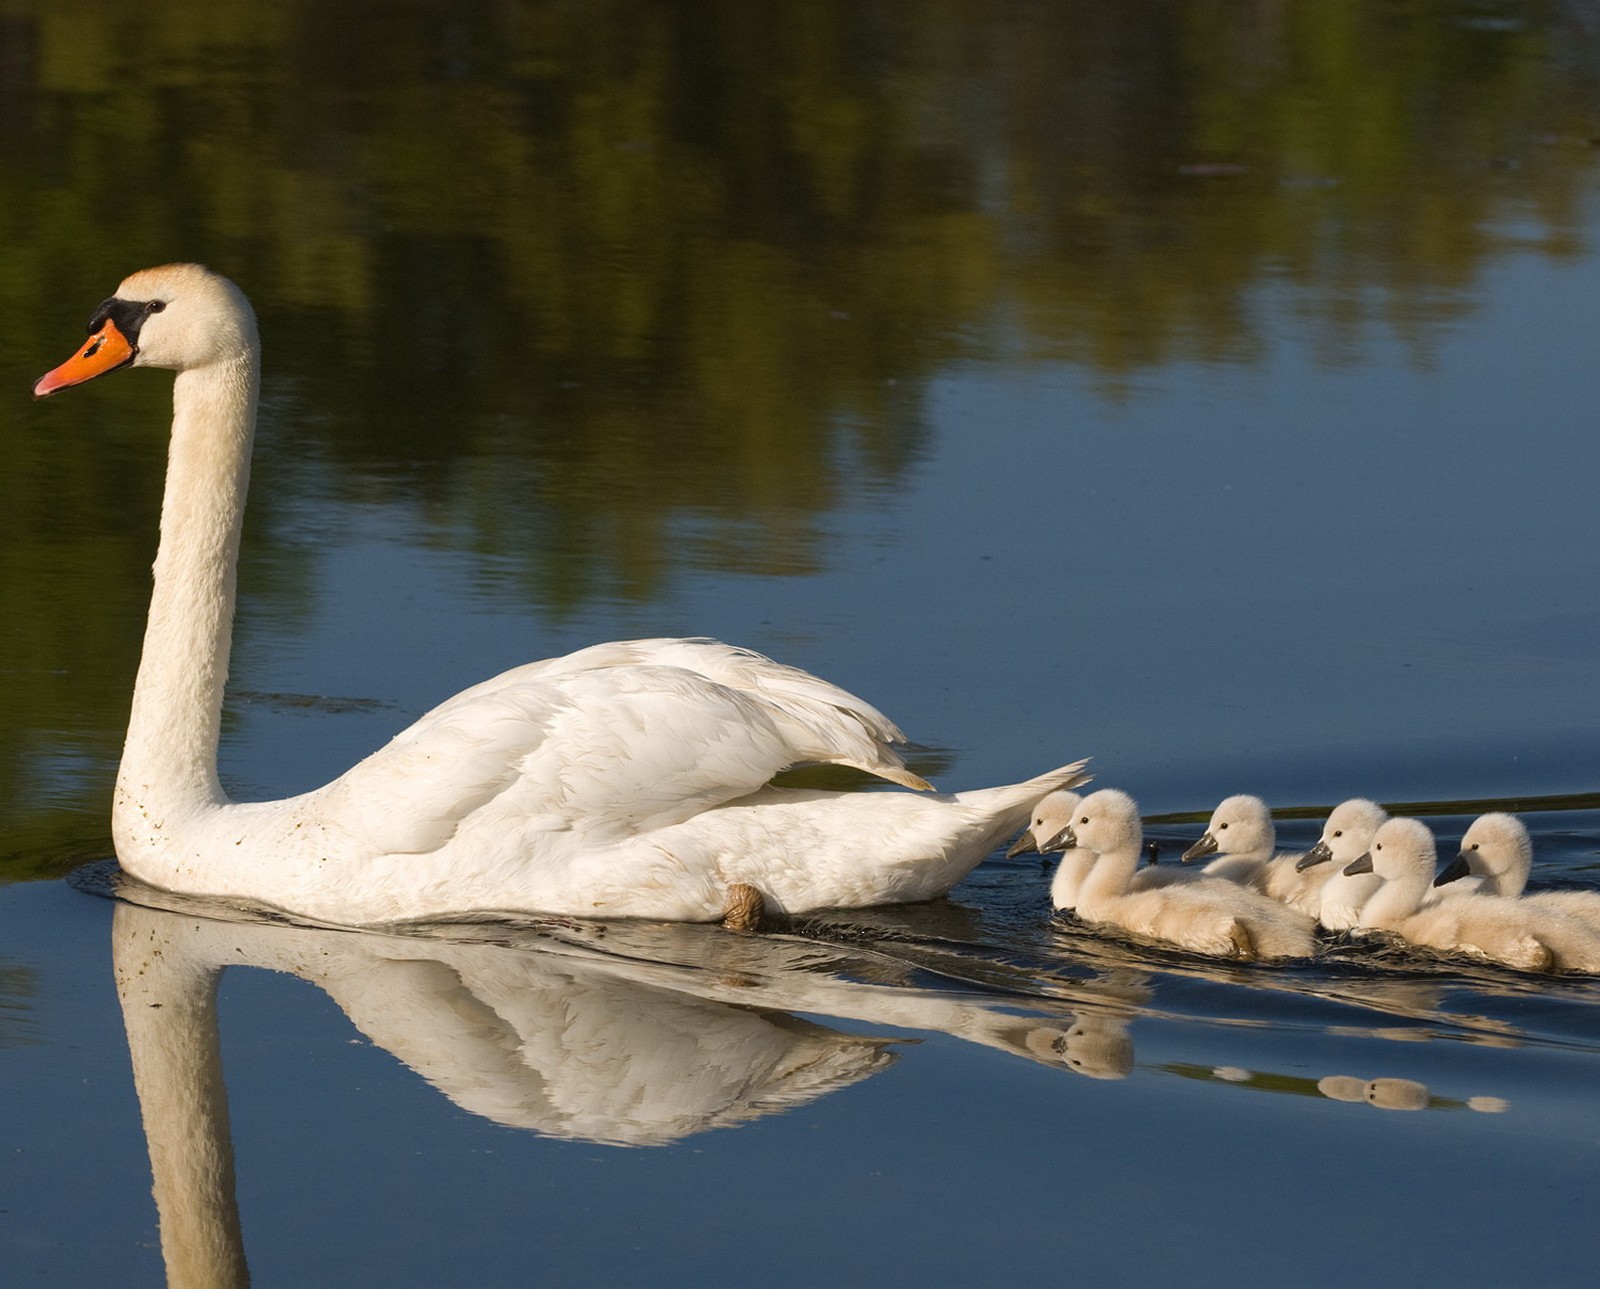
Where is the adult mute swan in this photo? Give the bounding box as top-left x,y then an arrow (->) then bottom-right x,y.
1345,818 -> 1600,973
1435,813 -> 1600,932
1054,789 -> 1316,961
35,263 -> 1089,926
1293,798 -> 1389,931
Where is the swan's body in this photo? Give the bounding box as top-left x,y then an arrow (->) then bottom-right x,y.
1294,798 -> 1389,931
37,264 -> 1089,924
1009,789 -> 1175,912
1182,794 -> 1327,913
1057,790 -> 1316,960
1346,818 -> 1600,973
1436,814 -> 1600,933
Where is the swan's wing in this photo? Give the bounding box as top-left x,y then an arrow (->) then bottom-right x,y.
314,659 -> 910,858
411,638 -> 929,789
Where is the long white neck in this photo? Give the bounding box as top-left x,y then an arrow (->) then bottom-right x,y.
1357,865 -> 1431,931
115,354 -> 258,832
1077,841 -> 1140,917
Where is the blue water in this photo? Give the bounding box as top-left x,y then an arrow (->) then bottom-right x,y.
5,6 -> 1600,1284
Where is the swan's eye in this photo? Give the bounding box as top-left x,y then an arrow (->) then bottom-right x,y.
146,300 -> 166,314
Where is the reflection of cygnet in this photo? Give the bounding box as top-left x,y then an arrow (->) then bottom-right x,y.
1317,1075 -> 1370,1103
1364,1077 -> 1429,1111
1319,1076 -> 1428,1110
1024,1013 -> 1135,1080
1348,819 -> 1600,973
1295,799 -> 1388,931
1438,814 -> 1600,933
1057,790 -> 1316,960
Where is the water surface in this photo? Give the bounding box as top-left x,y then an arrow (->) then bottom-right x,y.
2,3 -> 1599,1284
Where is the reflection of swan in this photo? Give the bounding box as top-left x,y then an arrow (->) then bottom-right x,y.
113,887 -> 1129,1283
1347,819 -> 1600,973
1295,798 -> 1388,931
1437,814 -> 1600,932
34,264 -> 1087,924
1059,790 -> 1316,960
1182,795 -> 1324,913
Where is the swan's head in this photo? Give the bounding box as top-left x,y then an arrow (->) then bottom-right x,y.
33,263 -> 257,397
1007,789 -> 1082,857
1297,798 -> 1388,872
1344,816 -> 1435,882
1436,812 -> 1531,888
1182,793 -> 1272,864
1059,788 -> 1141,856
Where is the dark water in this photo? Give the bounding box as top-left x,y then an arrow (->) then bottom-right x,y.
3,3 -> 1600,1284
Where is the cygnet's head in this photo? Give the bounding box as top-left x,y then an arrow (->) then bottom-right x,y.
1059,788 -> 1142,856
1439,813 -> 1531,888
1297,798 -> 1389,872
1182,794 -> 1273,864
1007,789 -> 1082,858
34,263 -> 257,398
1344,816 -> 1436,882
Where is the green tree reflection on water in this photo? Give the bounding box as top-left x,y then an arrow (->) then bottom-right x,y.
1,0 -> 1596,873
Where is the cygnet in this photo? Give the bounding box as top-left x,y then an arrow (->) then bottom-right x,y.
1011,788 -> 1182,912
1182,794 -> 1325,915
1294,798 -> 1389,931
1346,817 -> 1600,973
1435,813 -> 1600,933
1057,789 -> 1317,961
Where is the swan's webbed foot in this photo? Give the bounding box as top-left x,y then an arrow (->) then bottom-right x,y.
1226,918 -> 1258,961
721,883 -> 766,933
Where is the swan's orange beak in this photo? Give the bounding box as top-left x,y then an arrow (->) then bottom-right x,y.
33,318 -> 136,398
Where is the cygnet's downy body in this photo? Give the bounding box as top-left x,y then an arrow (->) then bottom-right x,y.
1056,789 -> 1316,961
1436,813 -> 1600,934
1010,788 -> 1179,912
1346,818 -> 1600,974
1182,795 -> 1325,915
1294,798 -> 1389,931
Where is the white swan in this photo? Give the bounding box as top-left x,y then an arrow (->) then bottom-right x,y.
1435,813 -> 1600,932
35,264 -> 1089,925
1345,818 -> 1600,973
1055,789 -> 1316,960
1009,788 -> 1181,910
1293,798 -> 1389,931
1181,794 -> 1332,916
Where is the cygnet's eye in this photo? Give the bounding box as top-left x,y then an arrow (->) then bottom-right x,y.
1079,816 -> 1089,825
1375,843 -> 1384,852
1469,843 -> 1479,851
1219,822 -> 1229,831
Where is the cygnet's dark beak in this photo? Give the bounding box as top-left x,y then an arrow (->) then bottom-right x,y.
1049,825 -> 1079,851
1006,830 -> 1037,859
1343,852 -> 1374,876
1296,839 -> 1333,872
1181,832 -> 1218,864
1434,853 -> 1473,887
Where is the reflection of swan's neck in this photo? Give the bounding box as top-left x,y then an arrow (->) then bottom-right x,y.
114,907 -> 249,1289
115,355 -> 258,834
